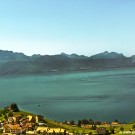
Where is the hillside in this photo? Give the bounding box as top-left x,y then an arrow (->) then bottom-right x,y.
1,104 -> 135,135
0,50 -> 135,75
0,104 -> 94,134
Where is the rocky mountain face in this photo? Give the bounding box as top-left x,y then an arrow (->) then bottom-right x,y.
0,50 -> 134,75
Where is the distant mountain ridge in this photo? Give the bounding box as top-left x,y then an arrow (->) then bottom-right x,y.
0,50 -> 29,61
0,50 -> 129,61
90,51 -> 125,59
0,50 -> 135,75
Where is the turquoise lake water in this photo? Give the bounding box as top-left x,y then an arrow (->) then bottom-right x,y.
0,68 -> 135,122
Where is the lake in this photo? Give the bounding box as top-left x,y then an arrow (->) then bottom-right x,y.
0,68 -> 135,122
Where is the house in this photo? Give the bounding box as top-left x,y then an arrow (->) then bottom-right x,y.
8,115 -> 23,125
47,128 -> 66,134
36,127 -> 49,133
13,114 -> 22,124
26,130 -> 36,134
83,124 -> 92,129
36,127 -> 67,134
111,122 -> 119,125
25,123 -> 35,131
38,122 -> 46,126
102,122 -> 109,126
36,116 -> 38,123
8,117 -> 14,124
20,117 -> 29,125
27,115 -> 36,123
3,124 -> 23,134
27,115 -> 33,122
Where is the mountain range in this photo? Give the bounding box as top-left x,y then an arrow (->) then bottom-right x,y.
0,50 -> 135,75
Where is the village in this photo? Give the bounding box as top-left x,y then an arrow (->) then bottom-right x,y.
1,113 -> 67,134
0,103 -> 135,135
0,103 -> 67,135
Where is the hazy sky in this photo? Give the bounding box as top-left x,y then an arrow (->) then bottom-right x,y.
0,0 -> 135,56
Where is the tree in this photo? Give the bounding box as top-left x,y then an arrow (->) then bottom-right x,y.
132,125 -> 135,130
91,124 -> 97,130
64,129 -> 67,135
109,126 -> 115,134
120,127 -> 124,133
10,103 -> 19,112
4,115 -> 8,119
8,112 -> 13,117
63,120 -> 67,124
114,119 -> 119,123
82,119 -> 89,125
31,116 -> 36,123
2,108 -> 8,115
89,132 -> 92,135
37,115 -> 44,122
89,119 -> 94,125
70,120 -> 75,125
77,120 -> 82,127
95,121 -> 101,125
0,128 -> 3,133
53,130 -> 56,135
37,130 -> 40,134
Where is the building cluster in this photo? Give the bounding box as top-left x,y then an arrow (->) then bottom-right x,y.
0,114 -> 67,135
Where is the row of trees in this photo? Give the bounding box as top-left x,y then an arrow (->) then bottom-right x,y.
63,119 -> 100,126
63,119 -> 120,126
